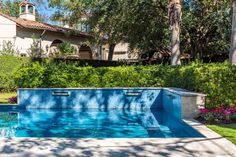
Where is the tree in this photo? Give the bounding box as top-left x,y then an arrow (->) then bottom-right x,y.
168,0 -> 182,65
230,0 -> 236,65
0,0 -> 3,12
182,0 -> 230,60
118,1 -> 169,55
50,0 -> 125,61
49,0 -> 232,63
49,0 -> 170,61
0,0 -> 20,17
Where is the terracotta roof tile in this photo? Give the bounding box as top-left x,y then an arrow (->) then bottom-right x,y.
20,0 -> 34,6
0,12 -> 92,38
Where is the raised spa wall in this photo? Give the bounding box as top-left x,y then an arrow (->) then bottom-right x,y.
14,88 -> 206,119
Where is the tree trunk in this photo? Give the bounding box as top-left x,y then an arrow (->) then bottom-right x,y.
168,0 -> 182,65
230,1 -> 236,65
108,44 -> 116,61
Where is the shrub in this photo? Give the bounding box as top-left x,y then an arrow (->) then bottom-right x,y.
12,61 -> 236,109
0,56 -> 30,92
14,62 -> 45,88
57,42 -> 76,56
102,67 -> 141,87
0,74 -> 16,92
0,56 -> 31,74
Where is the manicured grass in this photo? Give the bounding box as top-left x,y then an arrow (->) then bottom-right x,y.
208,124 -> 236,145
0,92 -> 17,104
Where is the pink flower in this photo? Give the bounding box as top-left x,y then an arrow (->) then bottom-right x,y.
223,110 -> 231,116
220,104 -> 226,109
8,96 -> 17,104
229,107 -> 236,113
200,108 -> 210,113
214,108 -> 223,113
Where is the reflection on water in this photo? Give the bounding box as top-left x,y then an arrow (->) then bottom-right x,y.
0,109 -> 203,138
0,112 -> 18,137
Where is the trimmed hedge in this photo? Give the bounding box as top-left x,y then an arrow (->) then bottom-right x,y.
0,56 -> 30,92
13,62 -> 236,108
0,56 -> 30,74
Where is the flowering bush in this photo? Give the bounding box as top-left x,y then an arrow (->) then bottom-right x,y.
8,96 -> 17,104
199,104 -> 236,124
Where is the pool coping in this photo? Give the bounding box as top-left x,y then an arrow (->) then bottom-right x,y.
0,119 -> 236,157
18,87 -> 207,97
183,119 -> 234,140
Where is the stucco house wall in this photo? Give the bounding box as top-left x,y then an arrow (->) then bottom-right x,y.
15,28 -> 83,56
0,11 -> 99,59
0,25 -> 99,59
102,43 -> 138,61
113,43 -> 130,60
0,16 -> 17,50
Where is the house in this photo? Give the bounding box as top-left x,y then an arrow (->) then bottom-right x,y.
0,0 -> 102,59
0,0 -> 137,60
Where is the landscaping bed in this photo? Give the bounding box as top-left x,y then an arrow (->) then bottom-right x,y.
0,93 -> 17,104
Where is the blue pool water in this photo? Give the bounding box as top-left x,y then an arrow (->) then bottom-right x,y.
0,109 -> 203,138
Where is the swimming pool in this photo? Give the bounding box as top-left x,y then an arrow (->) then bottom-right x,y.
0,88 -> 206,138
0,109 -> 203,138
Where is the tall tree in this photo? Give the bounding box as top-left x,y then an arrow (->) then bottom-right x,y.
49,0 -> 170,60
230,0 -> 236,65
182,0 -> 230,60
120,1 -> 168,54
49,0 -> 232,63
168,0 -> 182,65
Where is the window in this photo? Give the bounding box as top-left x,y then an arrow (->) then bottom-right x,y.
28,5 -> 34,14
21,5 -> 26,13
77,22 -> 91,32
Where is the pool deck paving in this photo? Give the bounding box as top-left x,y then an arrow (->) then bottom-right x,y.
0,120 -> 236,157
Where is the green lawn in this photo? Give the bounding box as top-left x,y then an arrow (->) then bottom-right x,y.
0,92 -> 17,104
208,124 -> 236,145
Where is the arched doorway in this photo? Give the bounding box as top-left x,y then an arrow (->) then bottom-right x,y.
49,39 -> 63,56
79,45 -> 93,59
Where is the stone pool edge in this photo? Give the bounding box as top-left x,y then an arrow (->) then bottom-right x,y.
183,119 -> 236,155
0,119 -> 236,157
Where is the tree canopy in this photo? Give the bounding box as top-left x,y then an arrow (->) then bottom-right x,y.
182,0 -> 231,59
49,0 -> 232,61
